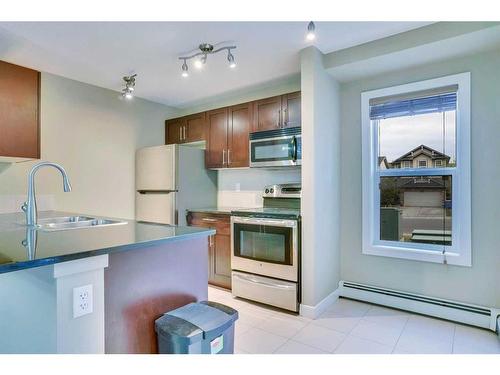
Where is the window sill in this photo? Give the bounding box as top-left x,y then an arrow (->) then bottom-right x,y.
362,244 -> 471,267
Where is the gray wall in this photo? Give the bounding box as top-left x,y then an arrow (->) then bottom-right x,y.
0,73 -> 177,219
300,47 -> 341,308
340,48 -> 500,307
218,168 -> 301,192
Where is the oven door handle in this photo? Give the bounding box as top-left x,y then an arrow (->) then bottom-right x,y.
233,273 -> 295,290
232,217 -> 296,227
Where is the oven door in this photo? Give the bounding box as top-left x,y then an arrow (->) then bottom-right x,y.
250,135 -> 301,168
231,216 -> 298,282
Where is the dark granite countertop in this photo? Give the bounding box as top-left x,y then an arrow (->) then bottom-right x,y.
0,211 -> 215,274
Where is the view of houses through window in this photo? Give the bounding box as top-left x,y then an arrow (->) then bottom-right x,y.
376,110 -> 456,247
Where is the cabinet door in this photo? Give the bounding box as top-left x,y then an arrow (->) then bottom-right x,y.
253,95 -> 282,132
165,118 -> 185,144
0,60 -> 40,159
212,234 -> 232,289
205,108 -> 228,169
282,91 -> 301,128
184,112 -> 206,143
227,102 -> 252,168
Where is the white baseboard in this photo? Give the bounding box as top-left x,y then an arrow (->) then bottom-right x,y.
299,287 -> 340,319
339,280 -> 499,331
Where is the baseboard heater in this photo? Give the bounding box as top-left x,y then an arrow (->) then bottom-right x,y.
339,281 -> 500,332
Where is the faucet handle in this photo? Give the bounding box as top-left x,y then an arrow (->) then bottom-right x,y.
21,202 -> 28,212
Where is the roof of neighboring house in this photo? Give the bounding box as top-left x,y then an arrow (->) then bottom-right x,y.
392,145 -> 450,163
397,176 -> 446,190
378,156 -> 390,168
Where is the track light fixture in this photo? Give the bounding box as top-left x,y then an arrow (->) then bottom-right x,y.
306,21 -> 316,41
122,74 -> 137,99
227,50 -> 236,69
179,43 -> 237,77
181,59 -> 189,77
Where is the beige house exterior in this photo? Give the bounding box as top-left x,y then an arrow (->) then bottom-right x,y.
391,144 -> 450,169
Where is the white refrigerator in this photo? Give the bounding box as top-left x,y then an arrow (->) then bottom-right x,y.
135,144 -> 217,226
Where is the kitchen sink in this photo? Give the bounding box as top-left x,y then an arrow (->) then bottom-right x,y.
36,216 -> 127,231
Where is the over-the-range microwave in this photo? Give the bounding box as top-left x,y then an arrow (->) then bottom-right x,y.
249,127 -> 302,168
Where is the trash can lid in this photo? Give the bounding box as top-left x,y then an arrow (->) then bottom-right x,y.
156,301 -> 238,343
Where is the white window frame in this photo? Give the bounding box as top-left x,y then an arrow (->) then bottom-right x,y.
435,160 -> 443,167
402,161 -> 411,168
361,72 -> 471,266
418,160 -> 427,168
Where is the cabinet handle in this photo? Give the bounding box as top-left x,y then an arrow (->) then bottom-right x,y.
227,149 -> 231,165
179,127 -> 182,141
209,235 -> 214,247
183,126 -> 187,141
277,109 -> 281,128
222,149 -> 226,165
283,108 -> 288,127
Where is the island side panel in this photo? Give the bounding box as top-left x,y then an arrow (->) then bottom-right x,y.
104,236 -> 209,354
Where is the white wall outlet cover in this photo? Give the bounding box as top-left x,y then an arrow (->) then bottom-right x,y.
73,284 -> 93,318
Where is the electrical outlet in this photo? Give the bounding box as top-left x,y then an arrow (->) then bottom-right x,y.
73,284 -> 93,318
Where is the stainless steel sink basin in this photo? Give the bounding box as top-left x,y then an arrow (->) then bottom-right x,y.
36,216 -> 127,231
37,216 -> 95,224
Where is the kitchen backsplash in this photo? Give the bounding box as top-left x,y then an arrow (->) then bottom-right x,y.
0,195 -> 55,214
217,168 -> 301,207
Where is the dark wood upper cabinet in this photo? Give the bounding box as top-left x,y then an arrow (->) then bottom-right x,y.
253,95 -> 282,132
165,112 -> 206,145
164,91 -> 299,169
227,102 -> 252,168
0,60 -> 40,160
184,112 -> 206,143
282,91 -> 301,128
205,108 -> 228,169
165,117 -> 184,145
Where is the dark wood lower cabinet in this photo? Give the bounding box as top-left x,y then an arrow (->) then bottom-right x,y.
187,212 -> 232,289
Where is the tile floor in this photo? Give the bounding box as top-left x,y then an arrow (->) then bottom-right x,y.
208,286 -> 500,354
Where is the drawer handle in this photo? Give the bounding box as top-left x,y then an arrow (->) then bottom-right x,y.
201,218 -> 217,222
233,273 -> 294,290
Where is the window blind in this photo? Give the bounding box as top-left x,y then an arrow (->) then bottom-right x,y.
370,90 -> 457,120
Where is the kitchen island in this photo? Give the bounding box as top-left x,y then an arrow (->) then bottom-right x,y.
0,211 -> 214,354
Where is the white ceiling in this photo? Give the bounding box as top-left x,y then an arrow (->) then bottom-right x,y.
0,22 -> 431,108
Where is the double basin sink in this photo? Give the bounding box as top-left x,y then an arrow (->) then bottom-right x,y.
35,216 -> 127,231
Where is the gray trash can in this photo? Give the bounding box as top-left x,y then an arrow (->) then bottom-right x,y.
155,301 -> 238,354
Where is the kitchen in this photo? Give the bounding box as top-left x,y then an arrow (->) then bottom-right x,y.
0,13 -> 500,364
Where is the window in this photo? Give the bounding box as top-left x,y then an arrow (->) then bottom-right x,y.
361,73 -> 471,266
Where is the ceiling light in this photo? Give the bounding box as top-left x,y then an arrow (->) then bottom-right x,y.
121,74 -> 137,99
227,50 -> 236,69
179,43 -> 237,76
194,58 -> 203,69
181,60 -> 189,77
306,21 -> 316,41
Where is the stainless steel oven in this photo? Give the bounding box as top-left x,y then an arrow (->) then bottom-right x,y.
230,184 -> 301,312
249,127 -> 301,168
231,216 -> 298,282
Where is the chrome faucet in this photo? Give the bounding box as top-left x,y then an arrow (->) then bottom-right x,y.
21,162 -> 72,227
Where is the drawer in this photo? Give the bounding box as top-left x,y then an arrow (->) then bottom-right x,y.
231,271 -> 298,312
188,212 -> 230,235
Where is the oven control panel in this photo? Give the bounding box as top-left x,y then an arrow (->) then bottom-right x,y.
263,183 -> 301,198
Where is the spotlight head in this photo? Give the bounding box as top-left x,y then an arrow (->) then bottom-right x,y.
306,21 -> 316,41
227,50 -> 236,68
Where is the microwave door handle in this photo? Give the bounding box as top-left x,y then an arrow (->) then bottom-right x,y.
292,136 -> 298,162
